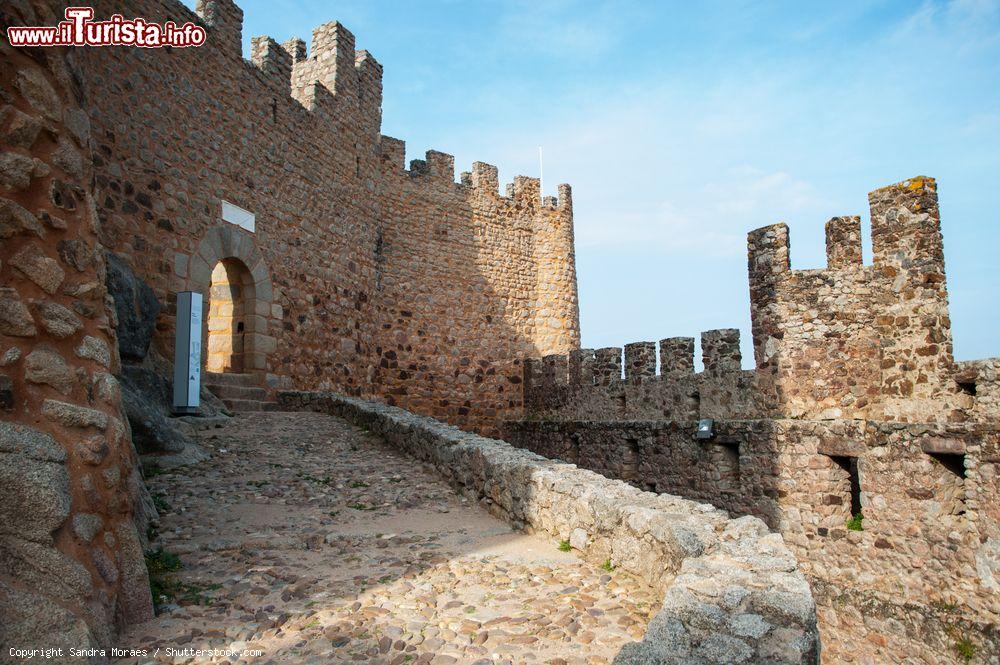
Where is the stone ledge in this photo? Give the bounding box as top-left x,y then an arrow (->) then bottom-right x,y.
278,391 -> 820,664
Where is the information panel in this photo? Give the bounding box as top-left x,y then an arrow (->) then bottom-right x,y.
172,291 -> 203,413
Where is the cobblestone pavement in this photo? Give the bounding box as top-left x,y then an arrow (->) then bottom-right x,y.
116,412 -> 658,664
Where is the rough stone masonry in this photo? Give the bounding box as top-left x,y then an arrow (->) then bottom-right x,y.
1,0 -> 156,651
0,0 -> 594,657
507,177 -> 1000,663
74,0 -> 580,437
0,0 -> 995,663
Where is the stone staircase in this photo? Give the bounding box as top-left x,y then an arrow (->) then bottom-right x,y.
203,372 -> 278,412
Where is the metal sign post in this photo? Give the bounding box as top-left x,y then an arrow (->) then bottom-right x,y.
173,291 -> 203,414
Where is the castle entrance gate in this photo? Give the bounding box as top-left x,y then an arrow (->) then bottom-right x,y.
183,224 -> 276,374
207,257 -> 253,373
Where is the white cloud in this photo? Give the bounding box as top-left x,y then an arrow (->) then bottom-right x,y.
576,167 -> 828,258
496,0 -> 632,58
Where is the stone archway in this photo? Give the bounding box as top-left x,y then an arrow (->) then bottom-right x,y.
207,257 -> 254,373
184,225 -> 276,373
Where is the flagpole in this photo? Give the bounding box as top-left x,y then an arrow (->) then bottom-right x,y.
538,145 -> 544,202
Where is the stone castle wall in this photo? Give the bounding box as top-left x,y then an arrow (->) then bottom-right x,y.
1,0 -> 154,648
522,328 -> 773,423
504,419 -> 999,662
372,153 -> 578,433
523,178 -> 993,428
510,178 -> 1000,663
1,0 -> 579,648
73,0 -> 579,435
748,177 -> 966,423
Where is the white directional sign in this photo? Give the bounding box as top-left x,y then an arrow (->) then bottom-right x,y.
173,291 -> 203,413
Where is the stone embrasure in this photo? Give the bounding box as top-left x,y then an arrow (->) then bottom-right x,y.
278,391 -> 820,663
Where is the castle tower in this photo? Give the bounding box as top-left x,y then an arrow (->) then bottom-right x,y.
869,177 -> 957,421
746,176 -> 959,422
532,183 -> 581,355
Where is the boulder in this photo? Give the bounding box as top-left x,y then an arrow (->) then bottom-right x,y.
120,366 -> 189,455
0,536 -> 92,601
119,365 -> 211,468
0,422 -> 71,543
105,252 -> 160,362
0,580 -> 98,654
113,520 -> 155,625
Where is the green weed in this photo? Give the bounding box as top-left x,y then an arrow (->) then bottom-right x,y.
846,512 -> 864,531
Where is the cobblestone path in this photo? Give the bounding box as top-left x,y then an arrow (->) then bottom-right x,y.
116,412 -> 658,664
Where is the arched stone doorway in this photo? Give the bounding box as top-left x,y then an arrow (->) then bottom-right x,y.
183,225 -> 277,374
207,258 -> 255,373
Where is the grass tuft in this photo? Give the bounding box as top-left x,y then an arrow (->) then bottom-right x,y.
954,636 -> 975,663
846,512 -> 864,531
151,493 -> 171,513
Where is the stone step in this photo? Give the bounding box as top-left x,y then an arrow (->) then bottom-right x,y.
204,383 -> 268,401
203,371 -> 264,388
221,397 -> 279,412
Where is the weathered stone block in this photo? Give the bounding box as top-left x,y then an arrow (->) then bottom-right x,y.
41,399 -> 108,430
0,152 -> 36,190
24,348 -> 75,394
16,68 -> 61,121
32,301 -> 82,339
75,335 -> 111,368
0,423 -> 70,543
0,107 -> 43,149
0,288 -> 36,337
0,198 -> 44,238
9,244 -> 64,295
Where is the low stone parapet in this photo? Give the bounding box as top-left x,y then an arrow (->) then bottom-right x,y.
277,391 -> 820,664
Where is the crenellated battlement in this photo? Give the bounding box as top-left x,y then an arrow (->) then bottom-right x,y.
701,328 -> 741,374
869,176 -> 944,270
825,216 -> 863,269
527,329 -> 749,386
287,21 -> 359,101
523,328 -> 768,422
507,177 -> 998,665
747,177 -> 944,280
624,341 -> 656,380
195,0 -> 243,58
70,0 -> 581,438
241,7 -> 574,215
523,176 -> 994,426
250,36 -> 292,88
376,138 -> 572,209
745,176 -> 969,422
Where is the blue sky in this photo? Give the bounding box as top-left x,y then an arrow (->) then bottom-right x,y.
221,0 -> 998,365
